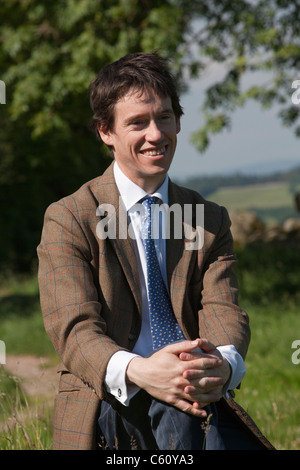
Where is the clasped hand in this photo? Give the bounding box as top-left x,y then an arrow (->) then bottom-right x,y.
126,338 -> 231,418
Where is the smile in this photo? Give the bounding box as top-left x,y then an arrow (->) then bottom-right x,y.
142,146 -> 166,156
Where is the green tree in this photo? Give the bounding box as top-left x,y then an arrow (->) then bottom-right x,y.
1,0 -> 300,272
185,0 -> 300,151
0,0 -> 189,271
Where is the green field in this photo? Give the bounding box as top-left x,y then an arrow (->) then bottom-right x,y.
0,241 -> 300,449
209,181 -> 300,225
234,243 -> 300,450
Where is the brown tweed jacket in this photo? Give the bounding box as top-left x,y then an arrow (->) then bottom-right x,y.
37,163 -> 273,450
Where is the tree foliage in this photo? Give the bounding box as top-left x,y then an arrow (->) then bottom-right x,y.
186,0 -> 300,151
0,0 -> 189,271
1,0 -> 300,271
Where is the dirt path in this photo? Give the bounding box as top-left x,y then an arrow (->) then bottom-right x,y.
3,355 -> 58,400
1,356 -> 59,446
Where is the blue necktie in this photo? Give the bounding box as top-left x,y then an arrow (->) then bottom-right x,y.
141,196 -> 185,351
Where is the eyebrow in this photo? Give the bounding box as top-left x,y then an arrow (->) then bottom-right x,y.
124,108 -> 174,125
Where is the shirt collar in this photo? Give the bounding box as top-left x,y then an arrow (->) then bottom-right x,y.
113,161 -> 169,211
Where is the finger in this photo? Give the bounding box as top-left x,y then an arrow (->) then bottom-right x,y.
179,348 -> 204,361
185,388 -> 222,405
184,376 -> 224,394
197,338 -> 217,353
186,372 -> 224,389
179,346 -> 222,367
182,364 -> 223,380
192,401 -> 211,412
163,339 -> 201,355
181,355 -> 223,375
175,398 -> 208,418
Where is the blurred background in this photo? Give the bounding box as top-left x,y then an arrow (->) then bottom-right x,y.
0,0 -> 299,449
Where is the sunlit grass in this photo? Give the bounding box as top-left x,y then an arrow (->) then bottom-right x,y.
0,368 -> 53,450
209,182 -> 300,225
211,182 -> 293,210
234,242 -> 300,450
236,302 -> 300,450
0,274 -> 56,358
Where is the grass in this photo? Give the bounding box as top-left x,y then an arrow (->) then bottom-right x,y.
0,274 -> 56,358
235,302 -> 300,450
234,242 -> 300,450
0,241 -> 299,449
209,181 -> 300,225
0,368 -> 53,449
0,274 -> 56,449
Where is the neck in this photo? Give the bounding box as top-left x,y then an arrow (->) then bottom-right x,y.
139,175 -> 166,194
116,162 -> 167,194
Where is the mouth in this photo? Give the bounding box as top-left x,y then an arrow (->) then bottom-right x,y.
141,145 -> 167,157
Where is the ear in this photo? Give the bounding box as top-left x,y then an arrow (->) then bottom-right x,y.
97,124 -> 114,146
176,117 -> 181,134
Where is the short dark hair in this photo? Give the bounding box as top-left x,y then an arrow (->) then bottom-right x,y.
89,52 -> 183,141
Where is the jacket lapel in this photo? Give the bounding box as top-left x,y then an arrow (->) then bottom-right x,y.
94,163 -> 142,314
166,181 -> 195,335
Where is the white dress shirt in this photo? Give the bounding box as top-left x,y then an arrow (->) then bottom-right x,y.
104,162 -> 245,405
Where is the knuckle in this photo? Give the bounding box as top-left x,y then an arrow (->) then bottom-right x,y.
177,376 -> 188,388
200,376 -> 209,389
166,392 -> 176,405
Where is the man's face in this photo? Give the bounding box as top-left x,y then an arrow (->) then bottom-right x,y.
99,89 -> 181,193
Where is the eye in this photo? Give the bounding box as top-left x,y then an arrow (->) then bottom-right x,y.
130,119 -> 147,129
159,113 -> 172,121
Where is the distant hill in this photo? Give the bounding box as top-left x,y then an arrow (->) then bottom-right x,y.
232,159 -> 300,175
179,164 -> 300,198
178,164 -> 300,225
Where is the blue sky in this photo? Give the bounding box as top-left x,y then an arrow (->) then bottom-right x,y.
169,69 -> 300,182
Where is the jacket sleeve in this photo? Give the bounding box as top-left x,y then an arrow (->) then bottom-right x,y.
37,200 -> 124,399
198,206 -> 250,360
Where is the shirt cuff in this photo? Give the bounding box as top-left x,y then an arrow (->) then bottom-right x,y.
217,345 -> 246,395
104,350 -> 141,406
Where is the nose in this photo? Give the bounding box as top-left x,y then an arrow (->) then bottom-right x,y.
146,120 -> 164,142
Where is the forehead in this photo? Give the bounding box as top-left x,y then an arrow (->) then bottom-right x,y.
114,88 -> 172,117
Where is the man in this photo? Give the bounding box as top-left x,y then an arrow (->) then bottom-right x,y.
37,52 -> 273,450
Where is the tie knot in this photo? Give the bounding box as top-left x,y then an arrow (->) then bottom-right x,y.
142,196 -> 158,209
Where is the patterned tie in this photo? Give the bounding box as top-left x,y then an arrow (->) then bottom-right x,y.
141,196 -> 185,351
